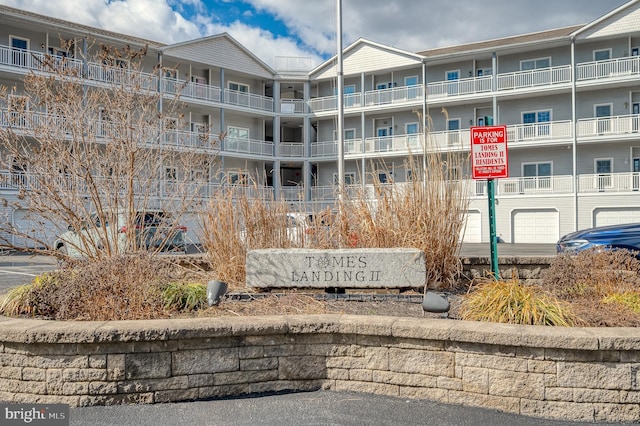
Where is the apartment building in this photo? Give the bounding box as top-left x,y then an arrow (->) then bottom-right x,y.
1,1 -> 639,247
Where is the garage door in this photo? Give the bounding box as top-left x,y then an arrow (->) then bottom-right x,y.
461,210 -> 482,243
594,207 -> 640,227
12,209 -> 59,249
512,209 -> 559,243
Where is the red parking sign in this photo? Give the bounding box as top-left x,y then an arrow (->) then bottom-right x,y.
471,125 -> 508,179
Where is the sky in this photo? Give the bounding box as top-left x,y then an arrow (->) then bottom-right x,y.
0,0 -> 631,68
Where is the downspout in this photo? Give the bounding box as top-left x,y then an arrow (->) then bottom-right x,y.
571,36 -> 578,232
422,59 -> 427,182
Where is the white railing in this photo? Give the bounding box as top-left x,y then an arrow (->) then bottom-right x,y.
497,65 -> 571,91
223,89 -> 274,112
311,140 -> 338,157
577,114 -> 640,137
578,173 -> 640,193
280,143 -> 304,157
161,130 -> 216,151
507,120 -> 573,143
364,85 -> 424,106
309,93 -> 363,113
85,63 -> 158,90
363,134 -> 424,154
162,78 -> 222,103
224,138 -> 274,156
427,130 -> 470,151
427,76 -> 492,99
280,186 -> 304,201
497,175 -> 574,195
0,45 -> 85,76
576,56 -> 640,81
280,99 -> 306,114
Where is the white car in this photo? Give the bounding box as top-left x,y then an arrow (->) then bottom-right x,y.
53,209 -> 187,258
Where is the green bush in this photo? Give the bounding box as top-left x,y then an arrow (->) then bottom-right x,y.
160,282 -> 207,311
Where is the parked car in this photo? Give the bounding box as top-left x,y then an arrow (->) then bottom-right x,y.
556,222 -> 640,255
53,209 -> 187,258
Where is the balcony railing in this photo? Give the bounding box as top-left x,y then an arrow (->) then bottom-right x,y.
507,120 -> 573,143
427,76 -> 492,99
496,65 -> 571,91
280,99 -> 306,114
576,56 -> 640,81
280,143 -> 304,157
364,85 -> 423,106
577,114 -> 640,138
0,45 -> 85,76
578,172 -> 640,193
223,89 -> 274,112
224,137 -> 274,156
497,175 -> 574,195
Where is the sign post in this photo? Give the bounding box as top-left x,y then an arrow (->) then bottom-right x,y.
471,125 -> 508,279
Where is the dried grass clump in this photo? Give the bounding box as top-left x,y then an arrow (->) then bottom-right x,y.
0,254 -> 208,321
459,276 -> 578,326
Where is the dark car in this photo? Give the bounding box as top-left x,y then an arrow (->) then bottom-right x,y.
556,222 -> 640,255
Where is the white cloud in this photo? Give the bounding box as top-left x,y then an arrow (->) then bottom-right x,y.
0,0 -> 631,68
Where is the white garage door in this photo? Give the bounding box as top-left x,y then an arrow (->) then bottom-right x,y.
461,210 -> 482,243
594,208 -> 640,227
12,209 -> 59,249
512,209 -> 559,243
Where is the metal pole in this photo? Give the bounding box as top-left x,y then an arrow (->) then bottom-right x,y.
336,0 -> 345,197
488,179 -> 499,278
490,52 -> 499,279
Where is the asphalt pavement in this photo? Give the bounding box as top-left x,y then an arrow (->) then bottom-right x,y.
69,390 -> 604,426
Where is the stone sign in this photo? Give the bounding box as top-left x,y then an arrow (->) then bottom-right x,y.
246,248 -> 426,289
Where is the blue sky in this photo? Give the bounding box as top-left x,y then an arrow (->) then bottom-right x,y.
0,0 -> 631,68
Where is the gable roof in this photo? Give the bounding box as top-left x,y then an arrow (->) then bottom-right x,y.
572,0 -> 640,40
162,33 -> 274,78
311,38 -> 424,79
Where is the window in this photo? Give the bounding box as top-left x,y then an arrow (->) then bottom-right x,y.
8,95 -> 28,126
447,119 -> 460,144
405,76 -> 418,86
593,49 -> 611,61
595,104 -> 612,133
522,110 -> 551,137
165,167 -> 177,181
227,126 -> 249,139
446,70 -> 459,95
522,162 -> 552,190
520,57 -> 551,71
228,81 -> 249,93
595,158 -> 612,191
333,172 -> 355,186
10,36 -> 29,67
476,68 -> 492,77
406,122 -> 420,148
229,172 -> 248,185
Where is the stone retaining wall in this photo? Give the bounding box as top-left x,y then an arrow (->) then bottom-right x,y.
1,315 -> 638,423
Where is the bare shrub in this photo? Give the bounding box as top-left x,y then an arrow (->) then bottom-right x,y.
542,249 -> 640,326
0,41 -> 215,260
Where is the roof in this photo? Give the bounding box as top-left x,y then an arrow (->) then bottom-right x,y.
416,26 -> 583,58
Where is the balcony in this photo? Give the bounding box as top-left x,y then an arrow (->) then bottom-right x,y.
224,137 -> 274,156
576,56 -> 640,82
223,89 -> 274,112
280,143 -> 304,157
427,76 -> 492,99
0,45 -> 84,76
577,114 -> 640,139
496,65 -> 571,91
364,85 -> 424,107
280,99 -> 306,114
578,172 -> 640,193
